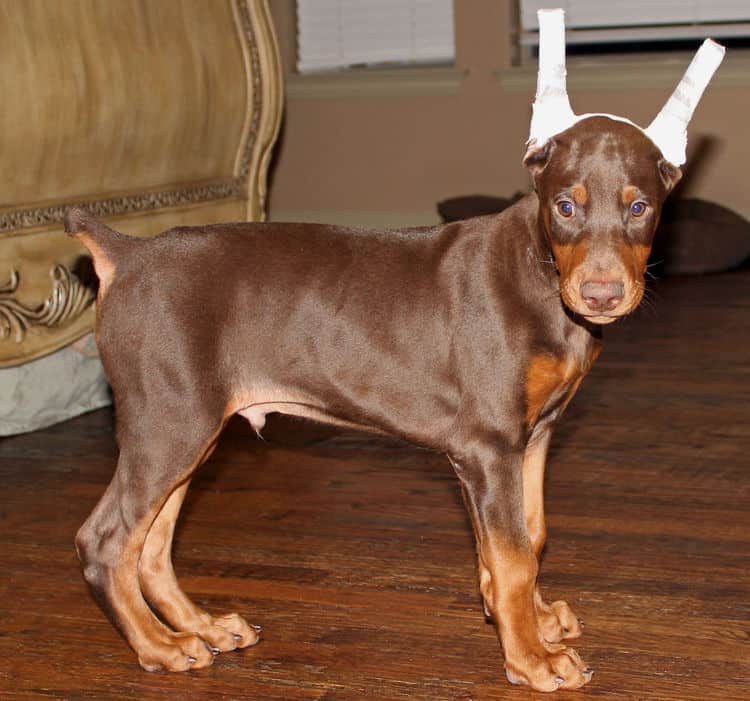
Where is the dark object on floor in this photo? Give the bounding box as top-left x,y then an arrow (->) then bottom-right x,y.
655,198 -> 750,275
436,193 -> 526,222
438,195 -> 750,275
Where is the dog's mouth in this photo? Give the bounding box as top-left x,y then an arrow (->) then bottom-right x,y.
581,312 -> 622,325
560,281 -> 643,325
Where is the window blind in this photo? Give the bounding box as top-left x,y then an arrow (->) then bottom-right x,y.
296,0 -> 455,73
520,0 -> 750,46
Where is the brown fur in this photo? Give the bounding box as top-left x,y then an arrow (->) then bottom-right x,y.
68,115 -> 679,692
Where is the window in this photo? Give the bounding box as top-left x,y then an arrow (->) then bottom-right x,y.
519,0 -> 750,54
296,0 -> 455,74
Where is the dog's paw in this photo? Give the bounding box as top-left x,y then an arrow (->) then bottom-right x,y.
137,631 -> 214,672
535,592 -> 583,643
198,612 -> 262,652
505,645 -> 593,692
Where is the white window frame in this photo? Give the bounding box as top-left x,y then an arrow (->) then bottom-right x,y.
519,0 -> 750,48
296,0 -> 455,74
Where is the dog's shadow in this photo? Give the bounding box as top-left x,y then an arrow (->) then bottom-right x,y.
179,413 -> 335,525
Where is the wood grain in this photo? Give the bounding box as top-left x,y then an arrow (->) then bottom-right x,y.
0,268 -> 748,700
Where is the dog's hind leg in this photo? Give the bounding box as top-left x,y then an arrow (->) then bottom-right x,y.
139,480 -> 261,653
523,429 -> 583,644
75,409 -> 227,672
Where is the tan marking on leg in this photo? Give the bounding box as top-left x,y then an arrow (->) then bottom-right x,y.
523,431 -> 581,643
106,510 -> 215,672
523,346 -> 599,647
534,589 -> 583,643
481,534 -> 591,691
523,430 -> 551,560
81,420 -> 232,672
139,481 -> 260,652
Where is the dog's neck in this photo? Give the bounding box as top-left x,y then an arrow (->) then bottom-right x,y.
515,192 -> 560,286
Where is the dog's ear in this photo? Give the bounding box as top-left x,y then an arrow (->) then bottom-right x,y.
523,139 -> 555,178
658,159 -> 682,193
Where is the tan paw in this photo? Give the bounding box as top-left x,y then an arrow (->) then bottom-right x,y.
198,612 -> 262,652
505,645 -> 593,692
137,631 -> 214,672
536,592 -> 583,643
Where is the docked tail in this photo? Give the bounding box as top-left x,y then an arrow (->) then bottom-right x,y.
64,206 -> 131,294
64,205 -> 121,241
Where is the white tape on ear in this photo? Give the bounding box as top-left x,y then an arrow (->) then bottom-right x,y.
528,9 -> 576,147
645,39 -> 726,166
527,9 -> 725,166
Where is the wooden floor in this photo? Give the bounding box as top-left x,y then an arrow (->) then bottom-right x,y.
1,268 -> 748,701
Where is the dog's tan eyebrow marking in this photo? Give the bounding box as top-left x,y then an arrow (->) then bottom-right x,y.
622,185 -> 639,205
571,184 -> 588,206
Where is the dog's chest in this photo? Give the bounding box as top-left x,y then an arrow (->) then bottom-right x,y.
524,341 -> 601,428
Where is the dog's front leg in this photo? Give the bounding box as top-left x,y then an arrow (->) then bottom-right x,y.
523,429 -> 583,644
452,443 -> 591,692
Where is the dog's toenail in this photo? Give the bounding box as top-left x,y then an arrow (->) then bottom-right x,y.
211,647 -> 220,655
504,668 -> 524,685
252,624 -> 262,632
233,633 -> 243,641
555,676 -> 565,684
188,656 -> 197,664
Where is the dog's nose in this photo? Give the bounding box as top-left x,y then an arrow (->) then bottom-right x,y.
580,280 -> 624,313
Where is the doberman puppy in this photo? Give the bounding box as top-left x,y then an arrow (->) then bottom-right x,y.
68,115 -> 681,691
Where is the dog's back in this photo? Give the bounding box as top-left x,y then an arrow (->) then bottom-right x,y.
66,200 -> 554,448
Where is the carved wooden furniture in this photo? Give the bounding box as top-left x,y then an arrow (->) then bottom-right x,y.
0,0 -> 283,368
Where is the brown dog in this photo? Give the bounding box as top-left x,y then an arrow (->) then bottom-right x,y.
68,113 -> 683,691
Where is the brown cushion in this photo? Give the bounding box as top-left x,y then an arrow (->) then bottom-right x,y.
655,198 -> 750,275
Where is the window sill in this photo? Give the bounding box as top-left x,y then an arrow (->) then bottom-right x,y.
495,51 -> 750,93
286,66 -> 468,100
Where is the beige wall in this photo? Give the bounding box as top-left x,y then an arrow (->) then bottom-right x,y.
268,1 -> 750,227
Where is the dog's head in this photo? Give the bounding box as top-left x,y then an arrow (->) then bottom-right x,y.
522,9 -> 724,324
524,116 -> 681,324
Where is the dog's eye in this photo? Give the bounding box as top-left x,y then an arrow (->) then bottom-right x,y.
630,201 -> 647,217
556,200 -> 575,218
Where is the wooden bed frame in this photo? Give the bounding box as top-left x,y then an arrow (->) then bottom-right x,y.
0,0 -> 283,368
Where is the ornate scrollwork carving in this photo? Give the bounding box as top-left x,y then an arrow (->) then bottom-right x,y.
0,265 -> 95,343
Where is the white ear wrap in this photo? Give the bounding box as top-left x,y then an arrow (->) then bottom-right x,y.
527,9 -> 725,167
644,39 -> 726,166
528,9 -> 576,148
